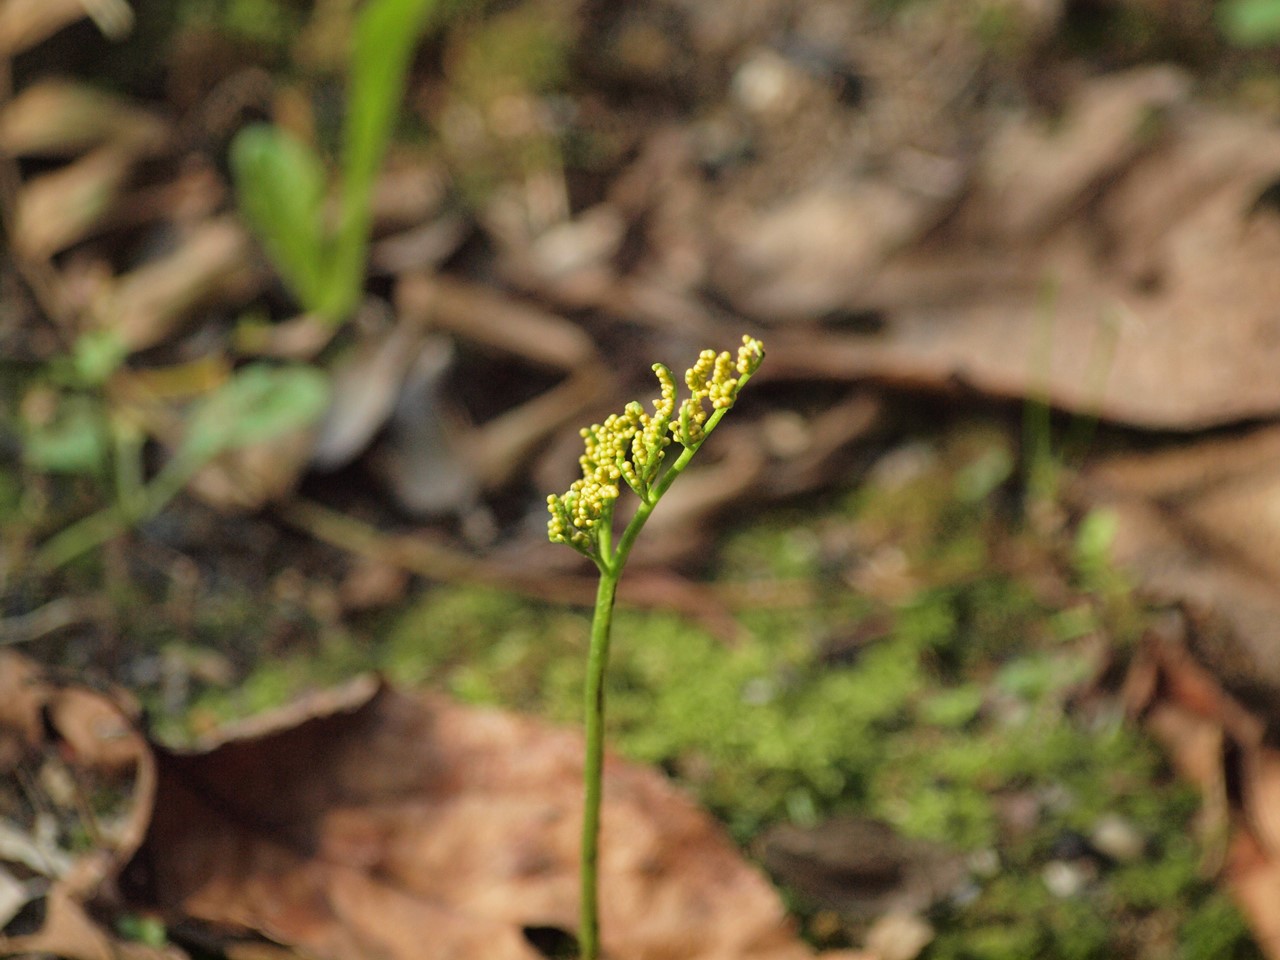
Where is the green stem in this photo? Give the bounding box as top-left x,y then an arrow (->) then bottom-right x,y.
577,433 -> 714,960
580,569 -> 619,960
34,455 -> 198,572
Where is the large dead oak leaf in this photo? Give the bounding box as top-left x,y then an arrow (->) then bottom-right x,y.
723,67 -> 1280,431
0,658 -> 865,960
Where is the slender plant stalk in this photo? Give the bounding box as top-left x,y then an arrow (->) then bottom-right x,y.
547,337 -> 764,960
579,571 -> 617,960
576,442 -> 698,957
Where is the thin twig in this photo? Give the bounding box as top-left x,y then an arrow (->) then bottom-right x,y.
0,56 -> 73,340
0,597 -> 108,645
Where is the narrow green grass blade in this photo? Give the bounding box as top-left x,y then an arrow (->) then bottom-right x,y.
324,0 -> 444,319
230,124 -> 329,313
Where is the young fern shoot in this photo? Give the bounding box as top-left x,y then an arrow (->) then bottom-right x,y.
546,336 -> 765,960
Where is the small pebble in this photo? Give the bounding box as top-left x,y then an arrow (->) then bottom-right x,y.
1042,860 -> 1086,898
732,49 -> 803,114
1090,813 -> 1146,863
864,911 -> 934,960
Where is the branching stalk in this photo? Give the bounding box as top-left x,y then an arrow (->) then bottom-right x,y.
546,336 -> 764,960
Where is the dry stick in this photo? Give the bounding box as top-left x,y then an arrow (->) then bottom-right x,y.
279,498 -> 813,630
0,58 -> 74,341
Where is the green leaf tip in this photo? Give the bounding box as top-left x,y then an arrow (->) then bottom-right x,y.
546,335 -> 764,558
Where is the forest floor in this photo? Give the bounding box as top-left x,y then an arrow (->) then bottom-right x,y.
4,1 -> 1280,958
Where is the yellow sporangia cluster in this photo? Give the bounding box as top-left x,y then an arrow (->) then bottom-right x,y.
547,336 -> 764,556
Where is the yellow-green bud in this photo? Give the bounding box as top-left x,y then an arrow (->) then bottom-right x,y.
548,336 -> 764,557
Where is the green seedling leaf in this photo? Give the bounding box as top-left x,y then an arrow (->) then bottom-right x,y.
179,363 -> 330,467
22,394 -> 110,475
115,914 -> 168,948
995,653 -> 1089,702
1219,0 -> 1280,45
1072,506 -> 1128,601
324,0 -> 442,320
71,329 -> 128,386
230,124 -> 330,312
1074,508 -> 1118,572
35,365 -> 329,573
954,445 -> 1014,503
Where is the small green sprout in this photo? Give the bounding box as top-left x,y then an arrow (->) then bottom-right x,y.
547,335 -> 764,960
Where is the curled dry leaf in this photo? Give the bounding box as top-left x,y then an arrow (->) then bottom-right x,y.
0,652 -> 150,789
12,146 -> 139,259
90,218 -> 257,352
975,66 -> 1191,240
0,884 -> 183,960
311,302 -> 425,471
727,66 -> 1280,431
121,676 -> 856,960
396,274 -> 599,371
1125,632 -> 1280,959
0,653 -> 161,960
2,656 -> 866,960
1074,426 -> 1280,724
0,0 -> 91,56
0,79 -> 170,157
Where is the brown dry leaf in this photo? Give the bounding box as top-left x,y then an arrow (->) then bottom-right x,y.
0,660 -> 154,869
1126,631 -> 1280,957
0,658 -> 872,959
1074,426 -> 1280,722
734,67 -> 1280,430
12,146 -> 138,259
975,66 -> 1190,240
0,654 -> 162,960
1226,831 -> 1280,960
89,217 -> 257,352
0,79 -> 169,157
0,0 -> 90,55
119,676 -> 856,960
0,884 -> 184,960
0,650 -> 46,770
396,273 -> 600,371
